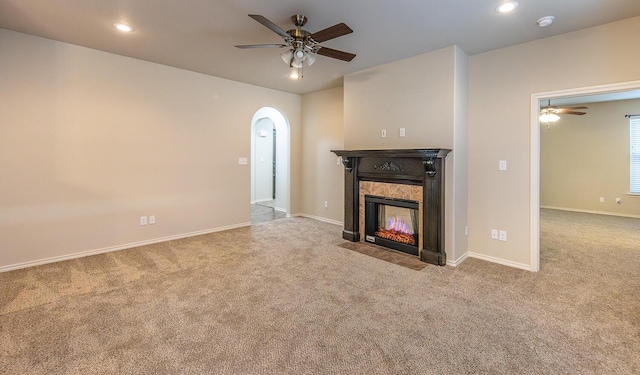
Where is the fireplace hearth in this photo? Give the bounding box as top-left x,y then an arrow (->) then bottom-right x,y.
331,149 -> 451,266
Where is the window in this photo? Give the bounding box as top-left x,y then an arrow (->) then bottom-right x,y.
631,117 -> 640,194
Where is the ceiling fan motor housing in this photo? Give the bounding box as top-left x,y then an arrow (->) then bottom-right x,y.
287,28 -> 311,40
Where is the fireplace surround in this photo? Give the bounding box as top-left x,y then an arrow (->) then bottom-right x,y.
331,149 -> 451,266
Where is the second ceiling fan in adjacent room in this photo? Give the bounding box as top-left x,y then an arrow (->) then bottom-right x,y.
540,100 -> 589,128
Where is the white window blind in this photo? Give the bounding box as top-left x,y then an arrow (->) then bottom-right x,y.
631,117 -> 640,194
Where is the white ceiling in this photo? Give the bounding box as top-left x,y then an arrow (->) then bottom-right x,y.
547,90 -> 640,107
2,0 -> 640,95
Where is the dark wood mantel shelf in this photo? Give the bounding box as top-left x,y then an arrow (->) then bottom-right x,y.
331,148 -> 451,266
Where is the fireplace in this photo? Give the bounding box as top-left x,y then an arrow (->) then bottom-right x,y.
331,149 -> 451,266
364,195 -> 419,256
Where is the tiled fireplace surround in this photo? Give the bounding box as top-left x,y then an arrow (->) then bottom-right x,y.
331,149 -> 450,266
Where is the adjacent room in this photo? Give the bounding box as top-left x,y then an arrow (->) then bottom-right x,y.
1,1 -> 639,373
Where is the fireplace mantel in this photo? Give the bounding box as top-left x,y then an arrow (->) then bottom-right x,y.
331,148 -> 451,266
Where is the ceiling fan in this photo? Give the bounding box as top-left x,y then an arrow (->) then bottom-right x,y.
235,14 -> 356,74
539,100 -> 588,124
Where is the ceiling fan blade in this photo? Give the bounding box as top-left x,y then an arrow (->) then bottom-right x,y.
235,44 -> 288,49
561,106 -> 589,110
316,47 -> 356,62
248,14 -> 290,38
310,23 -> 353,43
544,105 -> 589,109
557,110 -> 587,115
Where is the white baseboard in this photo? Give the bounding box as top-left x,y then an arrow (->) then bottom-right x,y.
295,213 -> 343,226
0,222 -> 251,273
446,252 -> 468,267
540,205 -> 640,219
467,252 -> 533,271
274,207 -> 287,213
254,198 -> 274,203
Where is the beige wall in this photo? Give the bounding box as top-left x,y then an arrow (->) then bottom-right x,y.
344,46 -> 468,263
541,99 -> 640,216
300,87 -> 344,223
5,16 -> 640,272
0,29 -> 301,270
468,17 -> 640,267
344,46 -> 455,150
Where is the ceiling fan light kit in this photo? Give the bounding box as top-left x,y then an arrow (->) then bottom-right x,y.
236,14 -> 356,80
539,112 -> 560,123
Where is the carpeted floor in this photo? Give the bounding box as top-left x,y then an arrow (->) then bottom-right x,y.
1,209 -> 639,374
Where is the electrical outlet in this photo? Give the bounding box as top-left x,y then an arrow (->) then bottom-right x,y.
337,156 -> 342,166
324,201 -> 328,208
499,160 -> 507,171
600,197 -> 605,203
499,230 -> 507,242
399,128 -> 406,137
381,129 -> 387,138
140,216 -> 147,226
491,229 -> 498,240
149,216 -> 156,224
465,226 -> 469,236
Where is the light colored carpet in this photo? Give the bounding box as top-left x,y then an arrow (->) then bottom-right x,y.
1,209 -> 639,374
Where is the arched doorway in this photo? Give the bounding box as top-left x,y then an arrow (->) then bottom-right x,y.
250,107 -> 290,223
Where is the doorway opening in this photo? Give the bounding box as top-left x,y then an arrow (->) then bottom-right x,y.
530,80 -> 640,271
250,107 -> 290,224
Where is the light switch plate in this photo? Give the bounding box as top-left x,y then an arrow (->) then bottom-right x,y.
499,160 -> 507,171
239,158 -> 248,165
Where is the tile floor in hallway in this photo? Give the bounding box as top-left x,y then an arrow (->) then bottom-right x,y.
251,201 -> 286,224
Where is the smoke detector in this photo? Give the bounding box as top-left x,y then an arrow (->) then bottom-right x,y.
537,16 -> 555,27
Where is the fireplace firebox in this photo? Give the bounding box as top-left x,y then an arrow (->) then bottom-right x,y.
364,195 -> 419,256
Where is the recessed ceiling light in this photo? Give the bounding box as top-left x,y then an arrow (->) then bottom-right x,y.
537,16 -> 555,27
113,23 -> 135,32
495,1 -> 519,13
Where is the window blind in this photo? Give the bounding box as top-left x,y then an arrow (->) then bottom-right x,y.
631,118 -> 640,194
